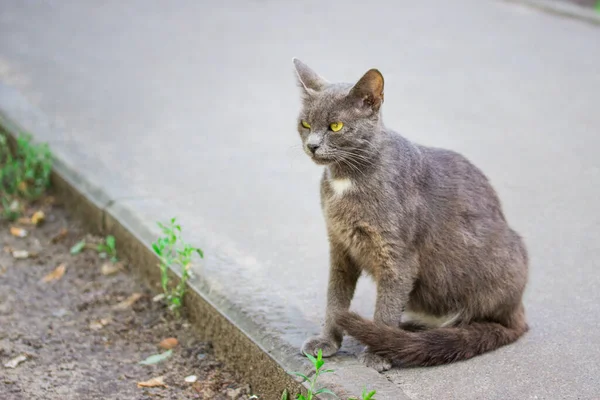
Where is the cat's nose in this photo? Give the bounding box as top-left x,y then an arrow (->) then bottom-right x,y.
307,143 -> 320,154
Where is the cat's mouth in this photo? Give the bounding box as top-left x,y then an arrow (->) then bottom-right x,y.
310,153 -> 335,165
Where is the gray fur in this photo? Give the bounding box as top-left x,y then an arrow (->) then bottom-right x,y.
293,59 -> 529,372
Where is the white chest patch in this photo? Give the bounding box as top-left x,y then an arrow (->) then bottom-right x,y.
330,178 -> 353,196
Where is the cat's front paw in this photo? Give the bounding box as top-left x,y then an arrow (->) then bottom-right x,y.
359,348 -> 392,372
301,336 -> 340,357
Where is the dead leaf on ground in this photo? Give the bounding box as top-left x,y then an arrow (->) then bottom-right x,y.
17,217 -> 32,225
101,262 -> 123,276
10,227 -> 28,238
31,211 -> 45,225
113,293 -> 143,310
11,250 -> 30,259
152,293 -> 165,302
0,265 -> 7,276
227,387 -> 244,399
43,196 -> 56,205
51,228 -> 69,243
139,350 -> 173,365
42,264 -> 66,282
159,337 -> 178,350
4,354 -> 28,368
89,317 -> 112,331
137,376 -> 167,388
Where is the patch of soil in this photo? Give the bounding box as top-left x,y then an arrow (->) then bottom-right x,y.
0,197 -> 251,399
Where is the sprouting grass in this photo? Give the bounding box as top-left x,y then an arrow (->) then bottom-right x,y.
350,388 -> 377,400
0,132 -> 52,220
70,234 -> 118,263
292,349 -> 337,399
281,349 -> 377,399
97,234 -> 118,263
152,217 -> 203,315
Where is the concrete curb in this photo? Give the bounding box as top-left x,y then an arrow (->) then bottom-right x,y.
503,0 -> 600,26
0,84 -> 408,400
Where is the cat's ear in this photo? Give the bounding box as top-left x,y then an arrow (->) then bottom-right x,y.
293,58 -> 328,94
349,69 -> 384,112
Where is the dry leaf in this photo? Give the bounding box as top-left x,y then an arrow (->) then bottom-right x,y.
139,350 -> 172,365
17,217 -> 32,225
113,293 -> 143,310
10,227 -> 27,238
159,338 -> 178,350
4,354 -> 27,368
8,200 -> 20,213
17,181 -> 28,192
101,262 -> 121,276
89,318 -> 112,331
3,246 -> 12,254
11,250 -> 30,259
227,387 -> 244,399
0,265 -> 7,276
137,376 -> 167,388
44,196 -> 56,205
152,293 -> 165,302
51,228 -> 69,243
31,211 -> 45,225
42,264 -> 66,282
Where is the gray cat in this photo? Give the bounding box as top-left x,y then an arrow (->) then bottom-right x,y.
293,58 -> 528,372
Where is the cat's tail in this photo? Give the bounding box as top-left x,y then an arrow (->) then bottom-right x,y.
335,311 -> 528,367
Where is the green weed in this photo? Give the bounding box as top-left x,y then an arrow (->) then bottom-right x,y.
70,239 -> 87,255
350,388 -> 377,400
284,350 -> 376,400
97,235 -> 118,263
291,349 -> 337,399
0,133 -> 52,220
152,218 -> 203,315
70,235 -> 118,263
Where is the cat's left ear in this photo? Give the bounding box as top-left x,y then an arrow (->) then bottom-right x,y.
349,69 -> 384,112
293,58 -> 329,94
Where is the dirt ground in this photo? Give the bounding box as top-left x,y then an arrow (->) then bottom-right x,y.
0,197 -> 252,400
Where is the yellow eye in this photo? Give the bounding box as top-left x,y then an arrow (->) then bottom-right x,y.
329,122 -> 344,132
301,120 -> 311,129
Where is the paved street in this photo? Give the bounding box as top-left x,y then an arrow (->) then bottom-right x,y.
1,0 -> 599,398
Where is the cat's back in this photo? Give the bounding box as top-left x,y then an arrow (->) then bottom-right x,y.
416,144 -> 505,221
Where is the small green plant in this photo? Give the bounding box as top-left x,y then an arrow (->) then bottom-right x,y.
350,388 -> 377,400
247,351 -> 377,400
97,235 -> 118,263
152,218 -> 203,314
70,239 -> 87,255
0,133 -> 52,220
70,235 -> 118,263
292,349 -> 337,400
287,350 -> 377,400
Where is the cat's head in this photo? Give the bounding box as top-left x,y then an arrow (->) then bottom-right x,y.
293,58 -> 385,166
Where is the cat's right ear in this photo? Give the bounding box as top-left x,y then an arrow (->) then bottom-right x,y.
293,58 -> 328,95
349,69 -> 384,112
